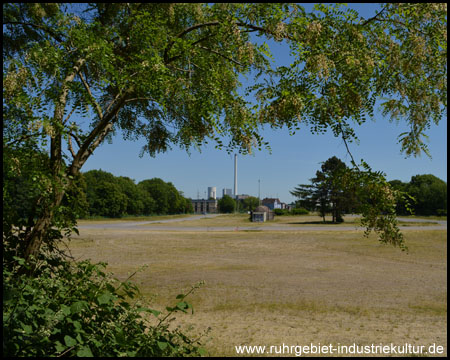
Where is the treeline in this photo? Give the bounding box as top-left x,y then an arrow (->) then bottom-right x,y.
81,170 -> 193,218
3,152 -> 193,221
291,157 -> 447,223
389,174 -> 447,216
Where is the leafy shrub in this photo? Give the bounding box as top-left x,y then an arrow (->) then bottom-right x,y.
3,256 -> 206,357
273,208 -> 309,215
291,208 -> 309,215
218,195 -> 236,213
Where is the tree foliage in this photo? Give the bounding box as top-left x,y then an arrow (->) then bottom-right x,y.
84,170 -> 127,218
138,178 -> 191,215
291,157 -> 411,250
390,174 -> 447,216
240,196 -> 260,212
291,156 -> 352,223
218,195 -> 236,214
82,170 -> 192,217
3,256 -> 206,357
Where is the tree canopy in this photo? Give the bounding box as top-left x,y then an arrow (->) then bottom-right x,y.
291,156 -> 353,223
291,156 -> 415,250
218,195 -> 236,214
390,175 -> 447,216
3,3 -> 447,259
241,196 -> 260,212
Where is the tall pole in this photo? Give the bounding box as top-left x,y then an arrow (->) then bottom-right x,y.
234,154 -> 238,199
258,179 -> 261,205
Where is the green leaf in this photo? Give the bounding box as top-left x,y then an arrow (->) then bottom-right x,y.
12,256 -> 25,265
70,301 -> 86,314
137,307 -> 161,317
97,292 -> 113,305
54,341 -> 66,353
64,335 -> 77,347
176,301 -> 188,312
157,341 -> 168,350
22,324 -> 33,334
76,333 -> 84,344
77,345 -> 94,357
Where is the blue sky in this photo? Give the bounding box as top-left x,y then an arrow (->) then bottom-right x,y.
80,4 -> 447,203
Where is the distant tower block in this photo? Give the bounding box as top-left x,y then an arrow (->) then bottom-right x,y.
208,186 -> 216,200
223,188 -> 232,197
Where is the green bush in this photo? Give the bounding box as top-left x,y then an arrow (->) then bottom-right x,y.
218,195 -> 236,213
3,256 -> 206,357
291,208 -> 309,215
436,209 -> 447,216
273,208 -> 309,215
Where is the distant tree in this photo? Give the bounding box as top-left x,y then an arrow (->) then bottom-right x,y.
141,194 -> 157,216
291,182 -> 329,222
138,178 -> 190,215
138,179 -> 170,215
389,179 -> 411,215
218,195 -> 236,213
181,197 -> 194,214
84,170 -> 127,217
291,156 -> 351,223
241,196 -> 260,212
116,176 -> 145,215
408,174 -> 447,216
166,182 -> 185,214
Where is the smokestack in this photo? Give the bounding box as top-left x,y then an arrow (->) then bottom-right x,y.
234,154 -> 238,198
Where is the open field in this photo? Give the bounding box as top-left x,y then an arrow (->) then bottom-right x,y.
68,217 -> 447,357
78,213 -> 192,224
136,213 -> 442,228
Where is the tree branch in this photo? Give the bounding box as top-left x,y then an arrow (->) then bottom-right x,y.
5,132 -> 41,147
70,132 -> 82,148
360,6 -> 387,26
164,19 -> 293,65
164,21 -> 221,63
196,45 -> 244,66
338,122 -> 359,169
68,91 -> 129,176
4,21 -> 64,42
67,133 -> 76,158
77,72 -> 104,120
62,103 -> 79,125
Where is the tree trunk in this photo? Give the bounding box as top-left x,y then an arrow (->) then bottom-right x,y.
21,59 -> 86,264
22,188 -> 66,262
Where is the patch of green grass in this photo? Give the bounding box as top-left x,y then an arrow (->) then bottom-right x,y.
403,215 -> 447,221
408,302 -> 447,315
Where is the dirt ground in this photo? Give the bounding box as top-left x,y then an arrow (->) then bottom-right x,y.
67,224 -> 447,357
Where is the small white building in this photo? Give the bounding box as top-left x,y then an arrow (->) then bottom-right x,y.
251,205 -> 274,222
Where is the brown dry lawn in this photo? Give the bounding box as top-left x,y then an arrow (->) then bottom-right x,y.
67,223 -> 447,357
138,213 -> 440,228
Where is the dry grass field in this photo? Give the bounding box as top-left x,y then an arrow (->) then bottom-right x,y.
70,215 -> 447,357
140,213 -> 440,228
